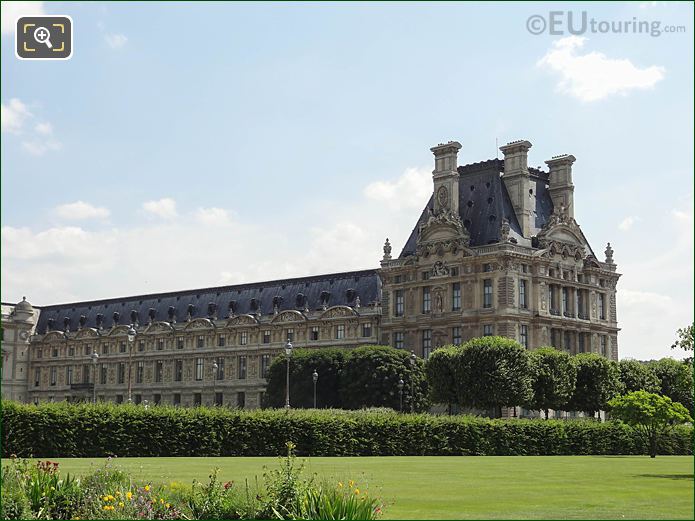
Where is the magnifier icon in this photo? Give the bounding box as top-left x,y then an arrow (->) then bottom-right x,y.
33,26 -> 53,49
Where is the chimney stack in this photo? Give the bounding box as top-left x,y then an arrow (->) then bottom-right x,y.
500,140 -> 533,237
545,154 -> 576,218
430,141 -> 462,215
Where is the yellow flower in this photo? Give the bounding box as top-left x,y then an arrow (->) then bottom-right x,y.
354,488 -> 360,495
160,498 -> 164,504
337,482 -> 344,488
126,491 -> 133,500
144,485 -> 150,492
348,480 -> 355,488
118,502 -> 124,508
103,496 -> 110,502
115,491 -> 121,497
165,503 -> 171,509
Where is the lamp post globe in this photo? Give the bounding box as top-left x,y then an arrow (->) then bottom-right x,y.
397,377 -> 404,413
409,351 -> 417,413
90,351 -> 100,404
126,325 -> 136,403
312,369 -> 319,408
284,341 -> 293,410
212,360 -> 219,406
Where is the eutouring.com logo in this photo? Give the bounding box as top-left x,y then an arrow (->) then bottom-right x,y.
526,11 -> 686,38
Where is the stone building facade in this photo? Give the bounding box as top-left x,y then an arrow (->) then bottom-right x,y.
2,138 -> 620,408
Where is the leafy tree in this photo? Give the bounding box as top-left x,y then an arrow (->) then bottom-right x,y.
609,391 -> 693,458
671,323 -> 694,351
567,353 -> 621,418
457,336 -> 532,417
618,359 -> 660,394
426,346 -> 458,413
264,348 -> 347,408
524,347 -> 576,419
340,346 -> 429,412
649,358 -> 694,414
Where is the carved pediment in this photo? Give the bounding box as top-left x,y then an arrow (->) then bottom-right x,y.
320,306 -> 358,319
43,331 -> 65,342
183,318 -> 214,331
271,310 -> 306,323
75,327 -> 99,339
143,321 -> 174,335
107,325 -> 135,337
416,209 -> 471,257
226,314 -> 259,327
536,209 -> 589,260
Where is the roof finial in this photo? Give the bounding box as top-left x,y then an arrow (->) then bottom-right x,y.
605,242 -> 614,264
382,238 -> 392,261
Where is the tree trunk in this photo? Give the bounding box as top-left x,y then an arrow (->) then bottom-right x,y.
544,409 -> 549,420
650,435 -> 658,458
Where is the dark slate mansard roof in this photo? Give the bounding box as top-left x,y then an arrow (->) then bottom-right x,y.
400,159 -> 554,257
36,270 -> 381,335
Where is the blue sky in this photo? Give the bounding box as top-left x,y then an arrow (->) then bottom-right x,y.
2,1 -> 693,360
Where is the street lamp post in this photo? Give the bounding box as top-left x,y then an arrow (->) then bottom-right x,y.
397,376 -> 404,413
409,351 -> 417,413
284,340 -> 293,410
212,360 -> 219,406
90,351 -> 100,404
312,369 -> 319,408
126,326 -> 136,403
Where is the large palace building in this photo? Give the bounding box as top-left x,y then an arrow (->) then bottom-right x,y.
1,139 -> 620,408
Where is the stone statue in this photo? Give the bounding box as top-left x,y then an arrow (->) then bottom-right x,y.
605,242 -> 614,264
500,218 -> 510,242
382,238 -> 392,261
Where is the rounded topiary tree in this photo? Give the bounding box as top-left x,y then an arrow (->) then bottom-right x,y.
339,345 -> 429,412
618,359 -> 660,394
524,347 -> 577,419
456,336 -> 533,417
567,353 -> 621,418
264,348 -> 347,408
426,346 -> 458,414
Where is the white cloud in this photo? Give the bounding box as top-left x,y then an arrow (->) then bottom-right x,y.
1,1 -> 44,35
21,140 -> 61,156
364,166 -> 431,210
142,198 -> 177,219
537,36 -> 665,102
35,121 -> 52,135
618,215 -> 640,231
195,207 -> 232,227
1,98 -> 32,133
104,33 -> 128,49
55,201 -> 110,221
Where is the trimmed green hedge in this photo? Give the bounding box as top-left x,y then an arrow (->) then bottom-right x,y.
2,401 -> 692,458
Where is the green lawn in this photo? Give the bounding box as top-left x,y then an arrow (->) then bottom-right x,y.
37,456 -> 692,519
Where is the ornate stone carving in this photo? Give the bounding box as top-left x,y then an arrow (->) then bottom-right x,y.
605,242 -> 614,264
415,207 -> 471,258
436,186 -> 449,209
320,306 -> 357,319
272,310 -> 306,323
431,261 -> 450,278
500,218 -> 511,242
382,238 -> 392,261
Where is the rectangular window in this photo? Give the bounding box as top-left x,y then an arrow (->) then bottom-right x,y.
195,358 -> 204,381
600,335 -> 607,356
452,327 -> 462,346
310,326 -> 319,341
100,365 -> 107,385
194,393 -> 202,406
215,357 -> 225,380
174,360 -> 183,382
50,367 -> 57,386
484,263 -> 493,272
261,354 -> 271,378
394,275 -> 402,284
82,365 -> 90,384
362,322 -> 372,337
116,395 -> 124,404
119,342 -> 126,353
136,361 -> 144,383
37,348 -> 43,359
263,330 -> 271,344
68,346 -> 75,357
134,394 -> 142,405
157,339 -> 165,351
395,290 -> 404,317
451,267 -> 459,277
520,325 -> 529,348
52,348 -> 58,358
197,336 -> 205,348
483,324 -> 493,337
285,329 -> 294,342
239,331 -> 248,345
562,288 -> 569,315
422,329 -> 432,359
155,360 -> 163,382
422,271 -> 430,281
138,340 -> 145,352
218,335 -> 226,347
34,368 -> 41,387
335,324 -> 345,340
173,393 -> 181,406
66,366 -> 73,385
118,363 -> 125,384
85,345 -> 91,356
215,392 -> 223,406
237,392 -> 246,409
563,331 -> 572,351
483,279 -> 493,308
394,331 -> 404,350
153,393 -> 161,405
102,343 -> 109,355
422,287 -> 431,314
177,337 -> 184,349
452,283 -> 461,311
519,280 -> 528,309
238,356 -> 247,379
598,294 -> 606,320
